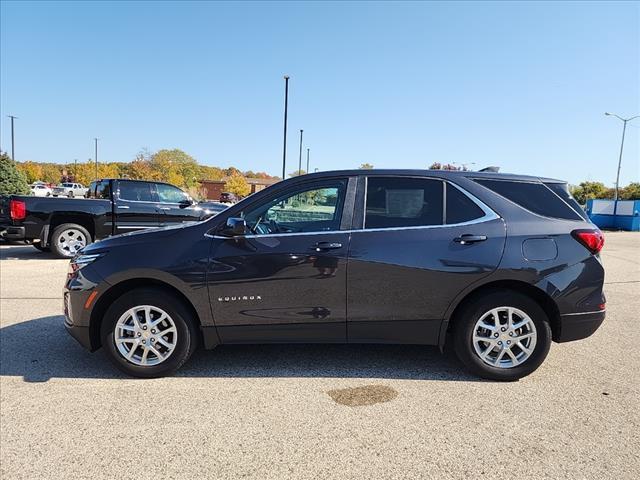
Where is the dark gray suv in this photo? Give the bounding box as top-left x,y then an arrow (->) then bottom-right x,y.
64,170 -> 605,380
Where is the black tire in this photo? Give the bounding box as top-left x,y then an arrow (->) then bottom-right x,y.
50,223 -> 92,258
67,191 -> 74,198
101,288 -> 199,378
32,243 -> 51,252
453,290 -> 552,381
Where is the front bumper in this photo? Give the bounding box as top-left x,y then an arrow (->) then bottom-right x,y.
0,225 -> 26,241
556,310 -> 606,342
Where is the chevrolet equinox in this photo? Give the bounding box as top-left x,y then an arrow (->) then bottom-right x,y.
64,170 -> 606,380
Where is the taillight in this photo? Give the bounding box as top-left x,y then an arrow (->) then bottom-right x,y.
9,199 -> 26,221
571,229 -> 604,254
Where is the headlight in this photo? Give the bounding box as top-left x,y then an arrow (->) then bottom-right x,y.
69,253 -> 104,272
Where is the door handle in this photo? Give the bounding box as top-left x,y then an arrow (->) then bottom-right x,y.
117,205 -> 130,209
454,234 -> 487,245
312,242 -> 343,251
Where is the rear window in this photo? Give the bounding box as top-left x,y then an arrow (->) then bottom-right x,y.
95,180 -> 111,199
365,177 -> 443,228
474,179 -> 582,220
544,182 -> 589,221
446,183 -> 486,224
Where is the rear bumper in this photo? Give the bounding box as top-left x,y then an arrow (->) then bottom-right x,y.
0,225 -> 26,241
556,310 -> 606,343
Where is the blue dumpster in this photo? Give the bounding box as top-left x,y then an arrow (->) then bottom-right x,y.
586,199 -> 640,231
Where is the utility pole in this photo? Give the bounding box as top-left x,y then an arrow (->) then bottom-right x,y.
306,148 -> 310,174
94,138 -> 98,180
281,76 -> 290,180
74,159 -> 78,181
298,129 -> 303,175
7,115 -> 17,160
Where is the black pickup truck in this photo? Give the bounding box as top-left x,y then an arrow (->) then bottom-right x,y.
0,178 -> 212,258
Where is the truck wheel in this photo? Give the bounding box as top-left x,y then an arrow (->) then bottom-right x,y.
67,191 -> 74,198
33,243 -> 51,252
101,288 -> 199,378
50,223 -> 92,258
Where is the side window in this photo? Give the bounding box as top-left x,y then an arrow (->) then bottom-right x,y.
544,182 -> 589,221
474,179 -> 582,221
87,181 -> 97,198
95,180 -> 111,199
445,183 -> 486,224
119,181 -> 155,202
243,180 -> 346,235
365,177 -> 443,229
156,183 -> 189,203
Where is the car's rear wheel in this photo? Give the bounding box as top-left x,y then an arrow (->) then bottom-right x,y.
50,223 -> 91,258
453,290 -> 552,381
101,288 -> 199,378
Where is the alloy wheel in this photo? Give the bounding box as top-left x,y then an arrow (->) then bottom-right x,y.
114,305 -> 178,366
472,306 -> 537,368
57,229 -> 87,256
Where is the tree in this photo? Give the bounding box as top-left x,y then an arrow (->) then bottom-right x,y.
428,162 -> 461,171
150,149 -> 200,188
0,152 -> 30,195
620,182 -> 640,200
18,161 -> 44,183
359,163 -> 374,169
570,181 -> 610,205
288,169 -> 306,177
224,173 -> 251,197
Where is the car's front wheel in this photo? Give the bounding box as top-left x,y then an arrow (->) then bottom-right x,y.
453,290 -> 552,381
101,288 -> 199,378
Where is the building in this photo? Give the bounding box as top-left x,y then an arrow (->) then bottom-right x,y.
199,177 -> 279,201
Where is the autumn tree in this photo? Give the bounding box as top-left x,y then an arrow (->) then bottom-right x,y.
359,163 -> 374,169
224,173 -> 251,197
150,149 -> 200,188
289,169 -> 306,177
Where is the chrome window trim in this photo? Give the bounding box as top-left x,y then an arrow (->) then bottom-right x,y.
204,176 -> 500,239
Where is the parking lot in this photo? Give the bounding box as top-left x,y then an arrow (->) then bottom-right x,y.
0,232 -> 638,479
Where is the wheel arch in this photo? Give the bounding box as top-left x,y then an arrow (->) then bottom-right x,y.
49,214 -> 95,242
439,279 -> 561,348
89,278 -> 203,350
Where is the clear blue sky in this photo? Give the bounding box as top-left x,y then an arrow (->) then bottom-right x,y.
1,1 -> 638,185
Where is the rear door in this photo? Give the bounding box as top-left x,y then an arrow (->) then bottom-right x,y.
113,180 -> 160,234
347,176 -> 506,344
155,183 -> 202,226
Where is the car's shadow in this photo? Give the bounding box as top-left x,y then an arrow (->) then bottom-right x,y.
0,316 -> 481,383
0,245 -> 61,261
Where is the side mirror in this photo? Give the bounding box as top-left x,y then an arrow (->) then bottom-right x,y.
179,198 -> 194,208
221,217 -> 247,236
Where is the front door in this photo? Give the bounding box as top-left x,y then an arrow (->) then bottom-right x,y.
155,182 -> 202,226
347,176 -> 506,344
114,180 -> 161,234
207,177 -> 355,343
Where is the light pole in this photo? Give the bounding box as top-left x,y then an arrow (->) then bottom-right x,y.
298,129 -> 304,176
605,112 -> 639,202
281,76 -> 290,180
94,138 -> 99,180
306,148 -> 310,174
7,115 -> 17,160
